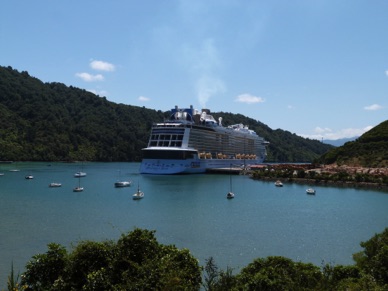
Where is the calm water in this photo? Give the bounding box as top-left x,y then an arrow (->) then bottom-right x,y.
1,162 -> 388,286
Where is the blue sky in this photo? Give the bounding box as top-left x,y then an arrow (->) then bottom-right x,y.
1,0 -> 387,140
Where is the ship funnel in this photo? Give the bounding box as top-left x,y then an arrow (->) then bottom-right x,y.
218,117 -> 222,126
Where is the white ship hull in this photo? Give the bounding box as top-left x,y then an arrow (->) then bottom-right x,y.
139,157 -> 264,174
139,158 -> 205,174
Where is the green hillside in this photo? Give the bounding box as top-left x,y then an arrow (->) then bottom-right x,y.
0,66 -> 165,161
0,66 -> 332,162
319,120 -> 388,167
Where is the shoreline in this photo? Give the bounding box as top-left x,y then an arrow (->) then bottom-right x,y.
249,163 -> 388,192
254,176 -> 388,191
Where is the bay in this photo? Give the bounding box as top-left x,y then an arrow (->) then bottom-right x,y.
1,162 -> 388,286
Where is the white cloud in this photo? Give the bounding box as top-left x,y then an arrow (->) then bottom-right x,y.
75,72 -> 104,82
364,104 -> 382,111
313,127 -> 332,134
385,70 -> 388,77
138,96 -> 150,102
235,93 -> 265,104
90,60 -> 115,72
300,126 -> 373,140
87,89 -> 108,96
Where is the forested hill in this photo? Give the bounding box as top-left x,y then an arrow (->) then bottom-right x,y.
0,66 -> 332,162
0,66 -> 165,161
319,120 -> 388,167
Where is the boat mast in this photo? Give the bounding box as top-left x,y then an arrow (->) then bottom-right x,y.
229,164 -> 232,192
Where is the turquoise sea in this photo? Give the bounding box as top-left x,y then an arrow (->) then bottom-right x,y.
1,162 -> 388,286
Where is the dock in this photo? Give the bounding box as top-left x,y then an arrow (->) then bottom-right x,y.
206,167 -> 242,174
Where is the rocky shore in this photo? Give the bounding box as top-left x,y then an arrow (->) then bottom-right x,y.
262,176 -> 388,191
250,164 -> 388,191
309,164 -> 388,176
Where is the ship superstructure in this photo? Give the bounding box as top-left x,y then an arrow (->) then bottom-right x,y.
139,105 -> 267,174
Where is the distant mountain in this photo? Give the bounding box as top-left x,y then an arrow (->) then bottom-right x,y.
323,137 -> 358,147
319,121 -> 388,167
0,65 -> 333,162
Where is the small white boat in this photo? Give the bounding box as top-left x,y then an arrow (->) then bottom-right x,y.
49,182 -> 62,187
114,181 -> 132,188
73,177 -> 83,192
114,170 -> 131,187
227,167 -> 235,199
306,188 -> 316,195
25,175 -> 34,179
74,172 -> 87,177
0,173 -> 4,176
275,180 -> 283,187
133,184 -> 144,200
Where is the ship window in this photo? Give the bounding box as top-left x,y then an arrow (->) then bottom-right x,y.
142,150 -> 197,160
170,142 -> 181,147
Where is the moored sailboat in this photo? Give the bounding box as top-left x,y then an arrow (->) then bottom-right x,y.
73,177 -> 84,192
306,188 -> 316,195
227,165 -> 235,199
114,170 -> 132,188
133,183 -> 144,200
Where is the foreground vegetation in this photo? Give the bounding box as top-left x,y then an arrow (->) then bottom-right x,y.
0,66 -> 332,162
3,227 -> 388,290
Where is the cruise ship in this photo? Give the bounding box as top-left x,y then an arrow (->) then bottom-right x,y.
139,105 -> 267,174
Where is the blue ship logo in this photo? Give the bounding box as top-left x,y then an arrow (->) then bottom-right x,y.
191,161 -> 200,168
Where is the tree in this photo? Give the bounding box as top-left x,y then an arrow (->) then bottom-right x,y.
20,228 -> 202,290
66,240 -> 115,290
353,227 -> 388,285
202,257 -> 235,291
21,243 -> 67,290
235,256 -> 322,290
320,263 -> 361,290
203,257 -> 219,290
